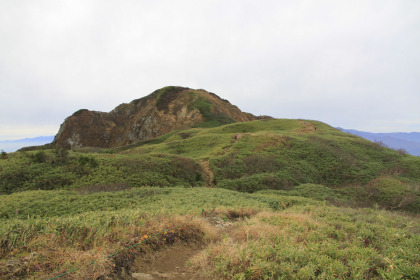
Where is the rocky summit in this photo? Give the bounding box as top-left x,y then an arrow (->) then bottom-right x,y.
53,86 -> 262,149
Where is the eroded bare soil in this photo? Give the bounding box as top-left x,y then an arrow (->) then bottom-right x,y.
128,216 -> 236,280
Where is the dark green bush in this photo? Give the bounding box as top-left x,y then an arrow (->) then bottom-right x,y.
0,169 -> 31,194
218,173 -> 296,193
53,147 -> 69,164
78,155 -> 98,168
31,151 -> 47,163
367,177 -> 420,212
243,154 -> 279,175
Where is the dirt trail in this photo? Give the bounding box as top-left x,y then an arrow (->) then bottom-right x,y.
297,120 -> 316,134
199,160 -> 215,187
129,216 -> 236,280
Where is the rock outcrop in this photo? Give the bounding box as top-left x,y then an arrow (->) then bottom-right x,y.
53,86 -> 262,149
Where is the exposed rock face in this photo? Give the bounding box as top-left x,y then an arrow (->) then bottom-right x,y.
53,86 -> 260,149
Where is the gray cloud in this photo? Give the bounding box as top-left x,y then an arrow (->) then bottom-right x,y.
1,0 -> 419,140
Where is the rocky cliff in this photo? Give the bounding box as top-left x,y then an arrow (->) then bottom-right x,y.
53,86 -> 262,149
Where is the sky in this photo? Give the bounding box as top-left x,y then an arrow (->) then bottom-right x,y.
1,0 -> 419,140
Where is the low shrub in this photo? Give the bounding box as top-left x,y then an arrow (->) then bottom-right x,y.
367,177 -> 420,212
218,173 -> 296,193
258,183 -> 340,201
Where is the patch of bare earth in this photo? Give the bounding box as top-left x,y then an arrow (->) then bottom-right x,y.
129,214 -> 239,280
131,244 -> 203,280
297,120 -> 316,134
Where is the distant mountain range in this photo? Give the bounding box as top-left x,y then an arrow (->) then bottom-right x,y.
0,136 -> 54,153
337,128 -> 420,156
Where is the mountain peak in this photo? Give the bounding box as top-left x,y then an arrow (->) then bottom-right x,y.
53,86 -> 263,149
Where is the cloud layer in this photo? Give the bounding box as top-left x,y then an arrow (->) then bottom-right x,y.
1,0 -> 419,140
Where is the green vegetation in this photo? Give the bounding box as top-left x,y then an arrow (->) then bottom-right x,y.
0,150 -> 7,159
193,205 -> 420,279
1,188 -> 418,279
189,96 -> 235,128
1,119 -> 419,279
1,119 -> 418,209
154,86 -> 235,128
120,119 -> 419,212
155,86 -> 185,112
0,151 -> 203,194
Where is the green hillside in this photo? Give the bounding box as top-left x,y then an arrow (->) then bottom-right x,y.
2,119 -> 419,211
1,119 -> 419,279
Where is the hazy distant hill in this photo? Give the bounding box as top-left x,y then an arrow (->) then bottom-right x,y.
337,128 -> 420,156
0,136 -> 54,153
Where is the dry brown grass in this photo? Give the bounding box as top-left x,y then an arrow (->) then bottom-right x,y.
190,240 -> 249,279
0,214 -> 216,280
189,210 -> 323,279
297,120 -> 316,134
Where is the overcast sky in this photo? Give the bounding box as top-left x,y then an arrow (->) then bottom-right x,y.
1,0 -> 419,140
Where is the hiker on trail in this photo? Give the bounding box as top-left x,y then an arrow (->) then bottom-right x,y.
234,134 -> 238,140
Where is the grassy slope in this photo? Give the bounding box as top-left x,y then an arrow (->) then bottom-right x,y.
0,188 -> 419,279
133,119 -> 420,211
193,205 -> 420,279
1,119 -> 420,279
